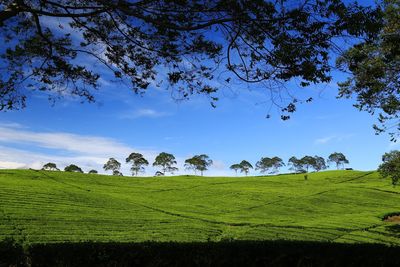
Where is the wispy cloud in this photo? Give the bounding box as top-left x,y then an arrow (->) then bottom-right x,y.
0,126 -> 135,156
0,122 -> 25,129
0,145 -> 109,170
0,124 -> 229,176
212,160 -> 225,170
119,108 -> 171,119
315,136 -> 336,144
314,134 -> 354,145
0,125 -> 159,174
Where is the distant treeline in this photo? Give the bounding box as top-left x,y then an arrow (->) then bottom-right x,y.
2,239 -> 400,267
41,152 -> 350,177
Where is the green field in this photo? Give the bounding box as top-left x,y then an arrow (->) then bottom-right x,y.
0,169 -> 399,246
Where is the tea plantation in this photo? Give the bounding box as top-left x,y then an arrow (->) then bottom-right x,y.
0,169 -> 399,245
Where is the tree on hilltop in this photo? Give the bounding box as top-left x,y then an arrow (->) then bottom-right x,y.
153,152 -> 178,175
184,154 -> 212,176
255,157 -> 285,174
270,157 -> 285,174
103,158 -> 121,175
328,152 -> 349,170
300,156 -> 317,173
230,164 -> 241,176
126,152 -> 149,176
113,170 -> 123,176
378,150 -> 400,186
42,162 -> 59,171
312,156 -> 327,172
255,157 -> 272,174
64,164 -> 83,173
288,156 -> 305,173
88,169 -> 98,174
239,160 -> 253,176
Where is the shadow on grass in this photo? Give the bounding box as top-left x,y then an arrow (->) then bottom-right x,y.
386,224 -> 400,234
1,239 -> 400,267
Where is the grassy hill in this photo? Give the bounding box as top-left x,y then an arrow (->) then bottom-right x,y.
0,169 -> 399,246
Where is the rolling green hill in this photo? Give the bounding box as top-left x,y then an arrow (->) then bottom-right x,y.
0,169 -> 399,245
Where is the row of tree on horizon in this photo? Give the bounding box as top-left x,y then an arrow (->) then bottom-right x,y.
41,152 -> 350,176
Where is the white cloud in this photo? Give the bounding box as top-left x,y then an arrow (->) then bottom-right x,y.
0,126 -> 135,156
0,145 -> 115,171
119,108 -> 171,119
315,136 -> 336,144
0,160 -> 27,169
0,124 -> 229,176
0,125 -> 160,175
212,160 -> 225,170
314,134 -> 355,145
0,122 -> 25,129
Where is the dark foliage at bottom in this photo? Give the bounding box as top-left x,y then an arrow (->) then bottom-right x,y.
1,240 -> 400,267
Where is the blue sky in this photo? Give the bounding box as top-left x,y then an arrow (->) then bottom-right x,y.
0,0 -> 392,176
0,68 -> 395,176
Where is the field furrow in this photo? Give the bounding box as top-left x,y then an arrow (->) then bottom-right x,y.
0,169 -> 399,245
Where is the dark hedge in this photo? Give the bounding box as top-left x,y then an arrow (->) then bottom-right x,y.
1,240 -> 400,267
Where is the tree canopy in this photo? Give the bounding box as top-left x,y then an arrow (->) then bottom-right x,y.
42,162 -> 59,171
378,150 -> 400,186
238,160 -> 253,176
255,156 -> 285,174
288,156 -> 305,173
337,0 -> 400,140
328,152 -> 349,170
64,164 -> 83,173
300,156 -> 316,173
0,0 -> 383,123
154,171 -> 164,177
113,170 -> 123,176
229,163 -> 241,175
153,152 -> 178,175
184,154 -> 212,176
287,155 -> 326,173
103,157 -> 121,175
126,152 -> 149,176
313,156 -> 327,172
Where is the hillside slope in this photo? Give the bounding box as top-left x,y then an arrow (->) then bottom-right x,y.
0,169 -> 399,245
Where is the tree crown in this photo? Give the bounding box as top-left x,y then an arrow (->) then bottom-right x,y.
184,154 -> 212,175
42,162 -> 59,171
0,0 -> 382,126
378,150 -> 400,186
126,152 -> 149,175
64,164 -> 83,173
103,158 -> 121,173
153,152 -> 178,174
